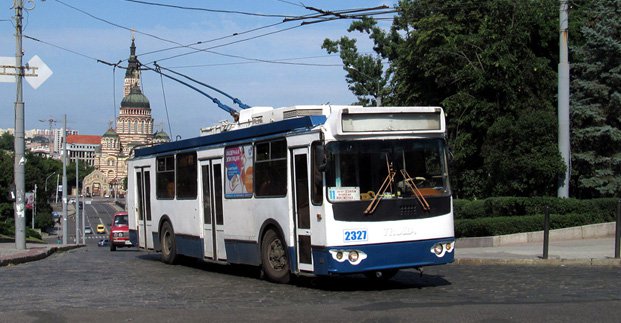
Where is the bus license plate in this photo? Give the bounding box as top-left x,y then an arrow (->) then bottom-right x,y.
343,229 -> 367,242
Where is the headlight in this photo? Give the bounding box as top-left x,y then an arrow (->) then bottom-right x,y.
348,250 -> 359,262
430,241 -> 455,258
329,249 -> 367,265
433,243 -> 444,255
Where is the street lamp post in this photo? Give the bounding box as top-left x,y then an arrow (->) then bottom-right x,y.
45,172 -> 55,193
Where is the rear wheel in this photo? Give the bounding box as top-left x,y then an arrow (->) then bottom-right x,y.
261,229 -> 290,283
160,221 -> 177,264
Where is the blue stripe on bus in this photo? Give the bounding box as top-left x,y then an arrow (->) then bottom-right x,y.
224,239 -> 261,265
175,234 -> 203,259
311,237 -> 455,276
129,229 -> 138,247
135,115 -> 327,157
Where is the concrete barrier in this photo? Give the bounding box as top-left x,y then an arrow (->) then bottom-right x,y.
457,222 -> 616,248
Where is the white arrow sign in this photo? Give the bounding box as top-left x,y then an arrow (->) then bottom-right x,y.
26,55 -> 53,89
0,55 -> 53,89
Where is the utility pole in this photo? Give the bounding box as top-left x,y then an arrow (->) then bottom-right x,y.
32,184 -> 37,229
13,0 -> 26,250
75,156 -> 80,244
62,115 -> 68,245
558,0 -> 570,198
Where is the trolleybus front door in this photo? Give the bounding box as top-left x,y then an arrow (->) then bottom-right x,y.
292,148 -> 313,272
200,159 -> 226,261
135,167 -> 153,250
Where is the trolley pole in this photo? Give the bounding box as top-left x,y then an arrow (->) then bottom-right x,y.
13,0 -> 26,250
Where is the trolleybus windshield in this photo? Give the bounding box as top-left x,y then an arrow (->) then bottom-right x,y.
324,139 -> 449,202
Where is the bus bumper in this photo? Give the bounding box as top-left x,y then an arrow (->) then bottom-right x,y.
311,237 -> 454,276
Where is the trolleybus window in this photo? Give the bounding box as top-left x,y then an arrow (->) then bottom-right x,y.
311,141 -> 324,205
176,152 -> 197,199
325,139 -> 449,202
254,139 -> 287,197
156,155 -> 175,199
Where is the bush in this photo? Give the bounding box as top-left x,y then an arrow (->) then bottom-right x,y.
0,221 -> 42,240
454,197 -> 618,219
455,212 -> 613,238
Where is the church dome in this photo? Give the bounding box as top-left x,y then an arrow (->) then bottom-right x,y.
103,128 -> 119,138
121,86 -> 150,109
154,130 -> 170,141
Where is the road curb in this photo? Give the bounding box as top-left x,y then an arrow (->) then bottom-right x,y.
454,257 -> 621,267
0,244 -> 83,267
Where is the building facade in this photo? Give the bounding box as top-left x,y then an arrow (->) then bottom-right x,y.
66,134 -> 101,167
92,36 -> 169,196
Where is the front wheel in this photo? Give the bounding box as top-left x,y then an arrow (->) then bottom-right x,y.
160,221 -> 177,264
110,243 -> 116,251
261,229 -> 290,283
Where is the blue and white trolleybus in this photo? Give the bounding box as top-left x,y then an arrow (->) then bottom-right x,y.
127,105 -> 454,283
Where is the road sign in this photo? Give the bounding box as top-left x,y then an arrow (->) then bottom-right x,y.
26,55 -> 53,89
0,55 -> 52,89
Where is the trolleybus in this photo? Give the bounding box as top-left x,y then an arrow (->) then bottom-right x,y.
127,105 -> 454,283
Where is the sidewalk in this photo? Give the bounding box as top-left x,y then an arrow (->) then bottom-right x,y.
0,242 -> 82,267
1,224 -> 620,268
456,222 -> 621,266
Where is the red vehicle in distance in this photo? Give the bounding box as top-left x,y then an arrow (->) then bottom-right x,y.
109,211 -> 132,251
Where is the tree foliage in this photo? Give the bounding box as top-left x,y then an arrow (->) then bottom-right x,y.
0,133 -> 89,230
324,0 -> 566,198
570,0 -> 621,197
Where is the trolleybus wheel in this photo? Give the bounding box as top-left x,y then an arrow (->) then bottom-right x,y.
364,269 -> 399,281
261,229 -> 290,283
160,221 -> 177,264
110,243 -> 116,252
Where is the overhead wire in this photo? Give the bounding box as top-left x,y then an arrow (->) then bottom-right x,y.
54,0 -> 185,48
143,24 -> 305,64
156,66 -> 174,138
24,35 -> 101,61
168,54 -> 341,69
138,21 -> 287,57
124,0 -> 295,18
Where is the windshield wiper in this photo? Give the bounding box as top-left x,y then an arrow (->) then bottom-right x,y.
364,157 -> 395,215
400,169 -> 431,211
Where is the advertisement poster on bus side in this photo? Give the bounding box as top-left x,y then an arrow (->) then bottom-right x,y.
224,145 -> 254,198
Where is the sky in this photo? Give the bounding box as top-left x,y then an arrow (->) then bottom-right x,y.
0,0 -> 396,140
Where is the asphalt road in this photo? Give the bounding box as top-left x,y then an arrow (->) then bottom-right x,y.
1,233 -> 620,322
62,198 -> 120,244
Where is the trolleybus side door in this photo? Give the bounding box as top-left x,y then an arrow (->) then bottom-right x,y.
200,159 -> 226,261
134,167 -> 153,249
292,148 -> 313,272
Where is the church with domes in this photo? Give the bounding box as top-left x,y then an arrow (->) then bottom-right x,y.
85,36 -> 170,197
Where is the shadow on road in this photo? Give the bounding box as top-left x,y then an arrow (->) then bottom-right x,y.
134,252 -> 451,291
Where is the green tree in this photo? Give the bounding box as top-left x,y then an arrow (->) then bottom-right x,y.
322,17 -> 392,107
0,132 -> 13,151
570,0 -> 621,198
0,135 -> 64,230
324,0 -> 565,198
